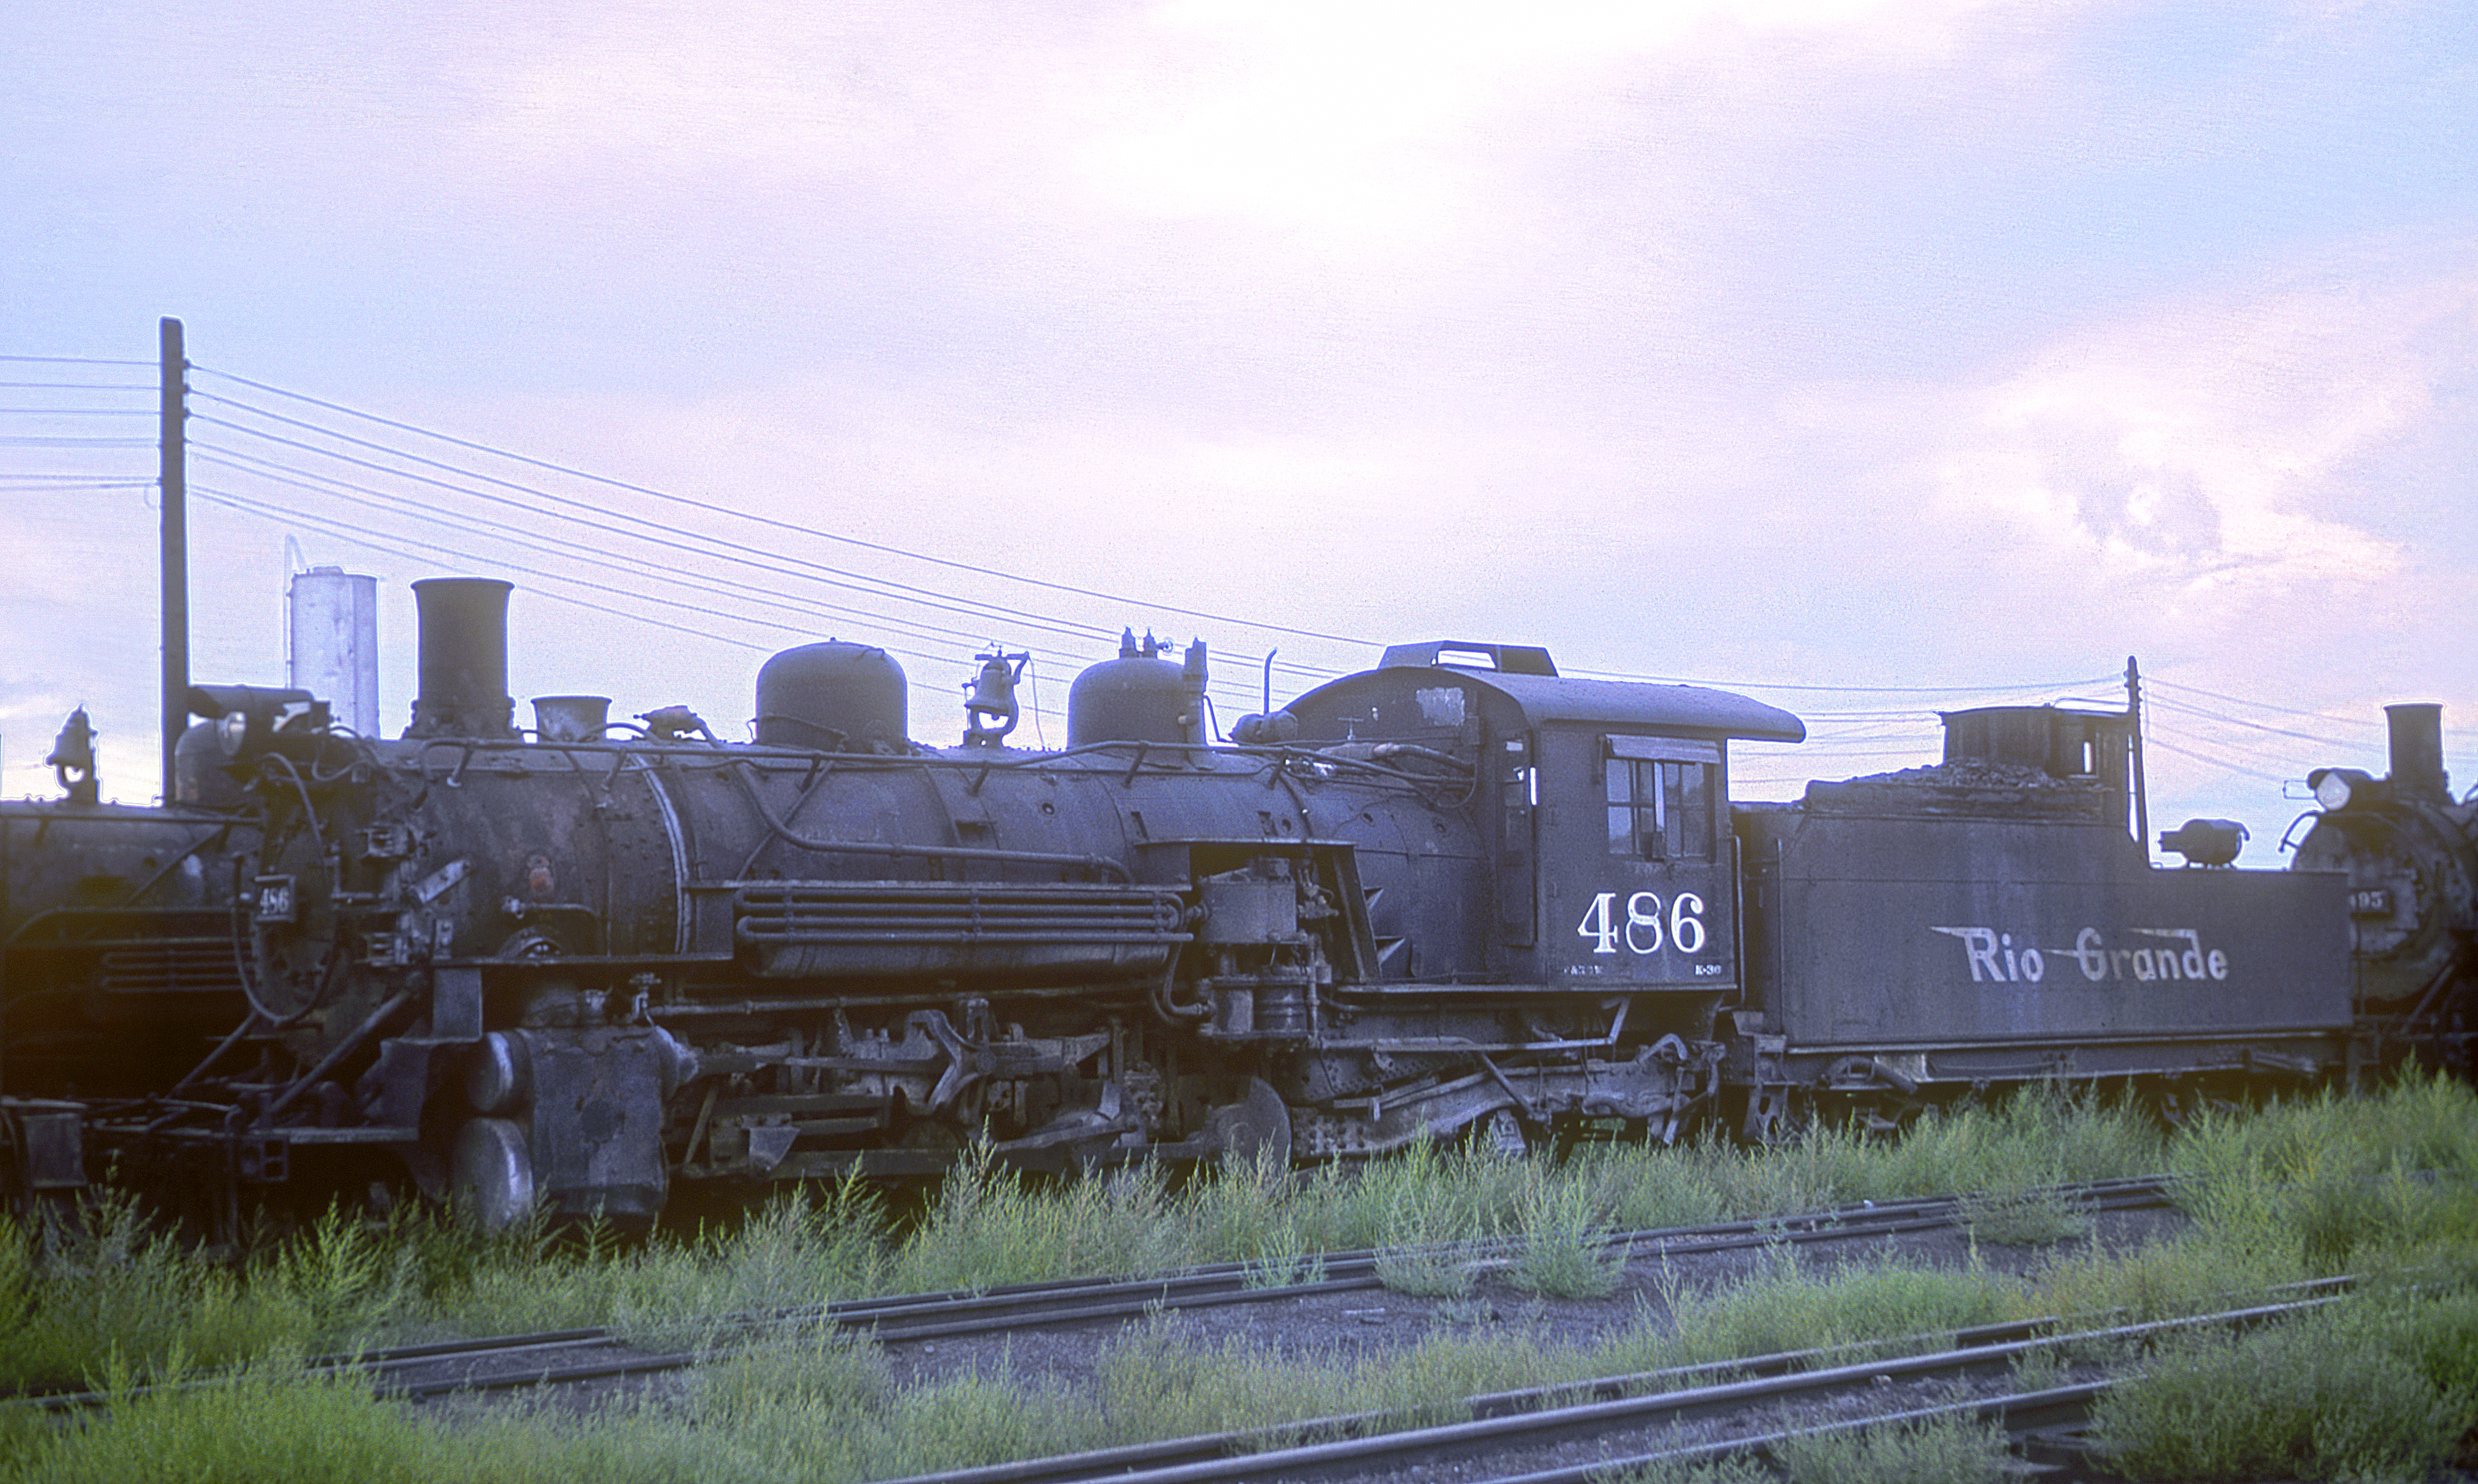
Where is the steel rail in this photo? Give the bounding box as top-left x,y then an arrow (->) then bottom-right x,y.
878,1283 -> 2351,1484
1481,1381 -> 2114,1484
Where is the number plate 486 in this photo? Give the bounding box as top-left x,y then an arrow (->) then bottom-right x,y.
1577,890 -> 1706,956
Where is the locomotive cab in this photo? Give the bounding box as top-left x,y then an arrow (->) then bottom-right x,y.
1284,643 -> 1804,994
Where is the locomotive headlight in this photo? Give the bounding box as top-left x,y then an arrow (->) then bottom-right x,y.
2309,767 -> 2374,812
187,684 -> 331,761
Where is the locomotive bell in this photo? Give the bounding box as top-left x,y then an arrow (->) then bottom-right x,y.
44,707 -> 99,805
963,651 -> 1028,746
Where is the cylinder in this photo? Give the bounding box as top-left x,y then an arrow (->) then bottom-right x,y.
406,578 -> 515,739
2385,703 -> 2447,799
287,567 -> 379,736
465,1031 -> 533,1116
754,641 -> 907,750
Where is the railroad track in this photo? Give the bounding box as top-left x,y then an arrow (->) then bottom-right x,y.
6,1174 -> 2181,1412
878,1278 -> 2356,1484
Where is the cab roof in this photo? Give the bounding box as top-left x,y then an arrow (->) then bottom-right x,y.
1288,642 -> 1807,743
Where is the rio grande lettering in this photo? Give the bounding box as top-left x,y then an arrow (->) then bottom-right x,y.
1928,926 -> 2231,984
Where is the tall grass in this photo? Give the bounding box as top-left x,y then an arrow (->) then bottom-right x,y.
886,1143 -> 1188,1296
0,1239 -> 2062,1483
2168,1074 -> 2478,1275
0,1191 -> 314,1389
6,1072 -> 2468,1481
0,1079 -> 2224,1391
1596,1414 -> 2019,1484
2093,1280 -> 2478,1482
10,1078 -> 2470,1484
1646,1245 -> 2025,1369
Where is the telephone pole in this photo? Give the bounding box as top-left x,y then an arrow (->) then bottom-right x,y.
160,317 -> 188,802
2125,655 -> 2149,855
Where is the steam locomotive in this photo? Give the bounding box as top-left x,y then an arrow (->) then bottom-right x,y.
1,577 -> 2469,1228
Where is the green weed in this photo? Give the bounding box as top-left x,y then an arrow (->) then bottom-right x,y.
1773,1412 -> 2016,1484
1592,1455 -> 1774,1484
1655,1246 -> 2025,1369
1955,1182 -> 2089,1246
1094,1312 -> 1361,1447
0,1192 -> 313,1389
612,1179 -> 886,1351
1506,1174 -> 1626,1298
2094,1283 -> 2478,1482
888,1145 -> 1184,1296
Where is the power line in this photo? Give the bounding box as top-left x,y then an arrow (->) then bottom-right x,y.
193,480 -> 1085,735
2147,676 -> 2384,729
2143,732 -> 2293,786
190,391 -> 1352,694
189,393 -> 1352,694
2145,694 -> 2360,751
0,407 -> 154,417
0,355 -> 153,367
0,381 -> 153,392
1565,667 -> 2122,695
185,423 -> 1149,664
87,354 -> 2387,755
190,399 -> 1323,675
0,473 -> 156,481
192,366 -> 1379,649
189,446 -> 1118,675
193,483 -> 785,657
193,369 -> 2164,709
188,450 -> 1310,729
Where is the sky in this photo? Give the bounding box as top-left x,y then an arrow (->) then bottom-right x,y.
3,0 -> 2471,866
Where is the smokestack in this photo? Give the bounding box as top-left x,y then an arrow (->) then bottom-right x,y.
2385,702 -> 2448,800
406,578 -> 514,739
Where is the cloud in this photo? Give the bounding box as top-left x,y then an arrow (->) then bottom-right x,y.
6,0 -> 2468,831
1929,246 -> 2470,612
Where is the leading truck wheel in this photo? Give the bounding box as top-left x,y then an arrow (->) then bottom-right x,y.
1203,1078 -> 1293,1170
450,1117 -> 536,1231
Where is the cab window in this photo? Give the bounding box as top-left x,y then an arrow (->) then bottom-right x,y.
1604,736 -> 1719,861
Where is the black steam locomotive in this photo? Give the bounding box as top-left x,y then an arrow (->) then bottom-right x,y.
1,578 -> 2469,1227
